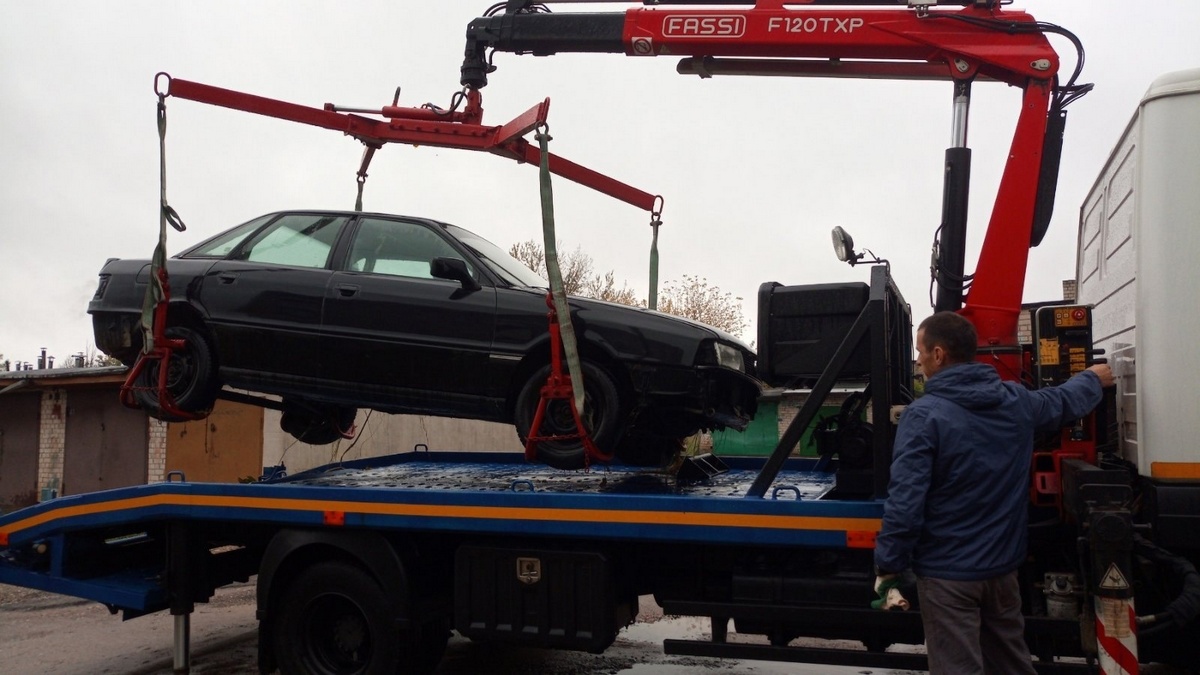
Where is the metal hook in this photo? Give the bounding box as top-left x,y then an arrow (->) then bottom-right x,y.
154,72 -> 171,98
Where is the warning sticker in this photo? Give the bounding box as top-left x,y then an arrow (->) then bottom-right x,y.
1099,563 -> 1130,591
1039,339 -> 1060,366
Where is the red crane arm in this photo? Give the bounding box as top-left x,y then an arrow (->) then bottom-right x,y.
461,1 -> 1074,372
162,76 -> 658,213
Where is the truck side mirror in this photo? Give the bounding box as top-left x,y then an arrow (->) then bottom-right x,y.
431,257 -> 481,291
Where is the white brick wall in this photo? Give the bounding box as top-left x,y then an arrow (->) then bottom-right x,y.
147,419 -> 168,483
36,390 -> 66,500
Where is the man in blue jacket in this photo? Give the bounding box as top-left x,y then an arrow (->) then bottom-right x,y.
874,311 -> 1113,674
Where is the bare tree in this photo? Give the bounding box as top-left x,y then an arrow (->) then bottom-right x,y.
657,274 -> 748,337
581,270 -> 640,306
509,240 -> 623,300
508,240 -> 746,337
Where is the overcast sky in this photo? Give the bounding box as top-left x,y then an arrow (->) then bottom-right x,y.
2,1 -> 1198,367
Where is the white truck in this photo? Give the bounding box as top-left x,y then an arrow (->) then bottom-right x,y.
1077,68 -> 1200,484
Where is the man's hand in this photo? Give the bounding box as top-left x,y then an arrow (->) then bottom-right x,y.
1087,363 -> 1114,388
872,574 -> 910,611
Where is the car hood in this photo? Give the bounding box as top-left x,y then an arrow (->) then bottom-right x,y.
511,286 -> 754,352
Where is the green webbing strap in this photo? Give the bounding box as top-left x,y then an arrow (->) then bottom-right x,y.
141,87 -> 187,353
354,145 -> 378,212
647,195 -> 663,311
536,125 -> 585,415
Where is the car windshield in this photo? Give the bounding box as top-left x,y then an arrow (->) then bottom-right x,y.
446,224 -> 547,288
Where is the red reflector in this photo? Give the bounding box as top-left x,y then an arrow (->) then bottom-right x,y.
0,532 -> 8,546
846,531 -> 877,549
323,511 -> 345,526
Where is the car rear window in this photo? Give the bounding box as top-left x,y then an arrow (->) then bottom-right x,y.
183,214 -> 275,258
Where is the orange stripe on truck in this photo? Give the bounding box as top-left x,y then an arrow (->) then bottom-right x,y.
0,493 -> 882,542
1151,462 -> 1200,479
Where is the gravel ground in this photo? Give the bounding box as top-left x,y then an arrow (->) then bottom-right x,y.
1,583 -> 909,675
2,581 -> 1190,675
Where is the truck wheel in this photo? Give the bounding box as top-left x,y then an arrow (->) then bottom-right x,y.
281,401 -> 358,445
515,361 -> 624,470
273,560 -> 440,675
134,325 -> 218,422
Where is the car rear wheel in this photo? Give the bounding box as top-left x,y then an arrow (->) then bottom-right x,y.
133,325 -> 219,422
281,401 -> 358,445
514,361 -> 624,470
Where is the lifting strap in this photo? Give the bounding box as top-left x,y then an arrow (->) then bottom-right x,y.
119,75 -> 199,420
648,196 -> 663,311
142,74 -> 188,350
537,124 -> 585,417
523,124 -> 607,465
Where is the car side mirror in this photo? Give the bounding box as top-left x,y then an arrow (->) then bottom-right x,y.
430,257 -> 481,291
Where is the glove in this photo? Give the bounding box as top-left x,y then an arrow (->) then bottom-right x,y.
872,574 -> 910,611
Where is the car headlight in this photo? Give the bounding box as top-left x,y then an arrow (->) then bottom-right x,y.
713,342 -> 744,371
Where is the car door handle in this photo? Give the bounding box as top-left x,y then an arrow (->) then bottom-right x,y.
218,273 -> 238,284
335,284 -> 359,297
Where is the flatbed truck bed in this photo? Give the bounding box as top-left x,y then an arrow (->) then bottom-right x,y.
0,451 -> 923,675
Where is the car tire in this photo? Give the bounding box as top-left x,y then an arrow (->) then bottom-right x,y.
271,560 -> 443,675
281,401 -> 358,445
134,325 -> 219,422
515,361 -> 624,470
615,433 -> 685,468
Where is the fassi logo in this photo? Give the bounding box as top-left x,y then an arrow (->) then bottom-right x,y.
662,15 -> 746,38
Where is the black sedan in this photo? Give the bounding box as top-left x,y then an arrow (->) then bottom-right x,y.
89,210 -> 761,469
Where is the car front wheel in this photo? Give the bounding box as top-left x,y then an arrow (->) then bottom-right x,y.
514,361 -> 624,470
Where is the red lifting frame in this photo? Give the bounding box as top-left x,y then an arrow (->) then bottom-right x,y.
163,77 -> 659,214
523,294 -> 610,464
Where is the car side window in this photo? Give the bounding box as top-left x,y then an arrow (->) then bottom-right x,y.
348,218 -> 474,280
237,215 -> 347,269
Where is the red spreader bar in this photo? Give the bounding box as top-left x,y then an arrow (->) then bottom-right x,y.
163,76 -> 658,213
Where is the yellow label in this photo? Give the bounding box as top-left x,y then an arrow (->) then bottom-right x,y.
1097,597 -> 1133,638
1040,338 -> 1061,366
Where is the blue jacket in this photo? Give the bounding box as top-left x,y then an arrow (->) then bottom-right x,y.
874,362 -> 1102,581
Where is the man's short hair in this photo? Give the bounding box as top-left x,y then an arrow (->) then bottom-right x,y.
918,311 -> 977,364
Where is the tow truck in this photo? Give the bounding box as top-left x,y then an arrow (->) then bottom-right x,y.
3,2 -> 1199,674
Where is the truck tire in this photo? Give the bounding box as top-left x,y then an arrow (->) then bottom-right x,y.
272,560 -> 441,675
514,361 -> 624,470
134,325 -> 219,422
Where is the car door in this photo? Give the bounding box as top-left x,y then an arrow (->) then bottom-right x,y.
322,216 -> 499,416
198,213 -> 349,383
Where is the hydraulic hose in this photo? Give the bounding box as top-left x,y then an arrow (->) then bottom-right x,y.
1134,534 -> 1200,636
